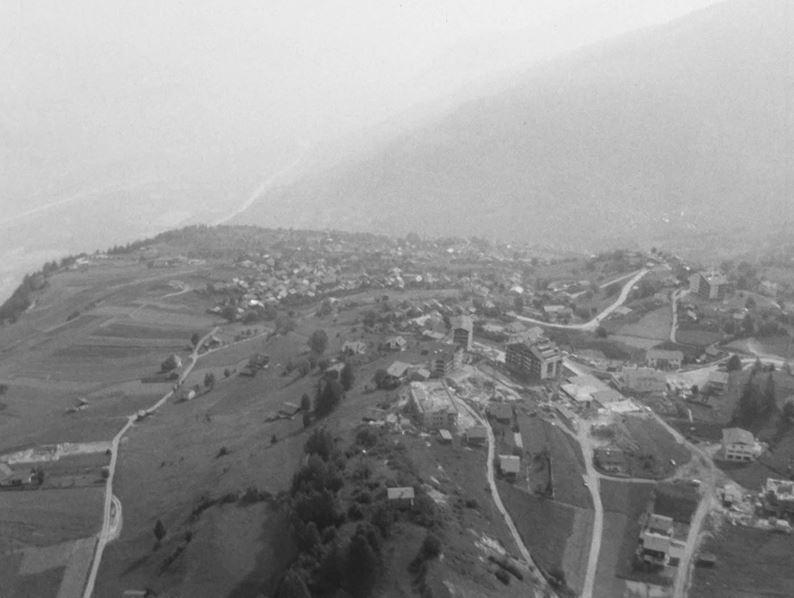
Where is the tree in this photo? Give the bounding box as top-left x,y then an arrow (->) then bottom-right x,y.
0,384 -> 8,395
316,379 -> 344,416
276,568 -> 312,598
340,362 -> 355,391
204,372 -> 216,390
309,329 -> 329,355
726,354 -> 742,372
302,411 -> 312,429
305,428 -> 335,460
762,374 -> 777,415
154,519 -> 166,545
191,332 -> 201,347
300,393 -> 311,412
783,400 -> 794,422
373,369 -> 388,389
346,528 -> 379,598
595,326 -> 608,338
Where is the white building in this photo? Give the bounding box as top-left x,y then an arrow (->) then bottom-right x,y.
721,427 -> 763,462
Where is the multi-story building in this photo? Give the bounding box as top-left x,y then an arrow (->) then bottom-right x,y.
689,270 -> 731,300
426,343 -> 463,378
505,337 -> 562,380
450,315 -> 473,350
406,382 -> 458,430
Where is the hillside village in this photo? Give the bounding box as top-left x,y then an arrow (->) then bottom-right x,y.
2,226 -> 794,598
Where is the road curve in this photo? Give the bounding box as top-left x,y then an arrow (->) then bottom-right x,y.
511,268 -> 650,331
81,328 -> 218,598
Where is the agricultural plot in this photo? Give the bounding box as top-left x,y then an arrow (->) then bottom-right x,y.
596,480 -> 657,595
615,306 -> 671,341
0,487 -> 104,548
691,524 -> 794,598
622,416 -> 691,478
499,482 -> 590,595
92,322 -> 195,341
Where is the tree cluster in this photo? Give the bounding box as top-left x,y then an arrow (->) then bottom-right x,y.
733,371 -> 778,429
277,430 -> 385,598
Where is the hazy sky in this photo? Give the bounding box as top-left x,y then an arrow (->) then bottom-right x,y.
0,0 -> 722,301
2,0 -> 721,150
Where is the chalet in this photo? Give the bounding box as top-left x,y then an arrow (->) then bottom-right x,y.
383,336 -> 407,351
647,513 -> 674,536
689,270 -> 731,300
646,348 -> 683,371
721,427 -> 763,462
387,486 -> 415,508
706,371 -> 729,395
342,340 -> 367,356
640,531 -> 671,566
594,447 -> 627,474
498,455 -> 521,480
620,367 -> 667,393
385,361 -> 412,386
487,402 -> 513,423
438,429 -> 453,444
464,425 -> 488,445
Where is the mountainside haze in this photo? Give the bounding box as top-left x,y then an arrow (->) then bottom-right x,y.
238,0 -> 793,251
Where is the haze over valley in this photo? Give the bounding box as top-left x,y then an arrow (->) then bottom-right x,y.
2,0 -> 725,302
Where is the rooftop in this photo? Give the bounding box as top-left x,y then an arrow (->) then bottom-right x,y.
722,427 -> 755,446
499,454 -> 521,474
409,382 -> 457,414
387,487 -> 415,500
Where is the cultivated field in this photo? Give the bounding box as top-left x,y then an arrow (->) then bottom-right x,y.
691,523 -> 794,598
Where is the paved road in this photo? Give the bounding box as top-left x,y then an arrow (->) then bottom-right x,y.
510,268 -> 650,331
81,328 -> 218,598
669,288 -> 682,343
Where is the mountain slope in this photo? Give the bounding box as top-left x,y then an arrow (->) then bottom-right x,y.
238,0 -> 793,249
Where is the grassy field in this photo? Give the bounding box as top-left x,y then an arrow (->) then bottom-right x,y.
621,415 -> 691,478
0,487 -> 104,549
615,306 -> 671,342
596,480 -> 657,597
691,523 -> 794,598
499,482 -> 590,595
516,413 -> 591,507
652,481 -> 698,523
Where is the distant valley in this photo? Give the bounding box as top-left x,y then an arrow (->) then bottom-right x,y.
236,0 -> 794,253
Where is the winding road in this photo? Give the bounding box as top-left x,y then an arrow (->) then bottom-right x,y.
511,268 -> 650,331
81,327 -> 218,598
